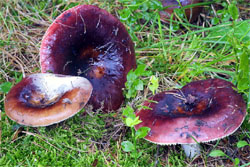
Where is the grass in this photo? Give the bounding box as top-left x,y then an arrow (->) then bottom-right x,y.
1,0 -> 250,166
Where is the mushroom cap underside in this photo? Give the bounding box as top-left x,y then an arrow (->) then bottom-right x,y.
135,79 -> 246,144
5,73 -> 93,127
40,5 -> 136,111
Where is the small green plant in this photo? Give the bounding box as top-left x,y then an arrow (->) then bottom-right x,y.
208,3 -> 250,165
121,106 -> 150,164
118,0 -> 163,41
208,1 -> 250,106
124,64 -> 151,99
121,65 -> 158,164
148,75 -> 159,95
209,140 -> 250,167
228,3 -> 249,95
118,0 -> 162,23
0,82 -> 12,94
232,37 -> 250,94
237,140 -> 250,148
226,3 -> 250,107
211,1 -> 239,25
0,72 -> 22,94
209,149 -> 240,166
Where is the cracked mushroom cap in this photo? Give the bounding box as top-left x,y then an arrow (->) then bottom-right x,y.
135,79 -> 246,144
4,73 -> 93,127
40,5 -> 136,111
160,0 -> 203,22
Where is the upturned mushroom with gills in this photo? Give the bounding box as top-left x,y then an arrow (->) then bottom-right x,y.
40,5 -> 136,112
135,79 -> 246,158
4,73 -> 93,127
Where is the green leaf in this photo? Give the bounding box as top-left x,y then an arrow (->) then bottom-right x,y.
208,20 -> 250,44
122,106 -> 135,119
237,49 -> 249,91
125,64 -> 149,98
125,116 -> 142,127
228,3 -> 239,21
209,150 -> 227,157
174,8 -> 184,19
121,141 -> 135,152
237,140 -> 249,148
15,73 -> 23,83
135,127 -> 151,139
119,8 -> 131,21
127,70 -> 138,82
131,151 -> 143,159
238,78 -> 249,91
0,82 -> 12,93
118,0 -> 129,3
125,88 -> 136,99
148,76 -> 159,95
234,158 -> 240,166
148,0 -> 163,10
234,21 -> 250,42
134,64 -> 147,76
125,117 -> 134,127
134,79 -> 144,90
211,17 -> 220,25
170,24 -> 180,32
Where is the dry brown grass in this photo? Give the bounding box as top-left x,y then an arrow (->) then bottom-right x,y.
0,1 -> 47,80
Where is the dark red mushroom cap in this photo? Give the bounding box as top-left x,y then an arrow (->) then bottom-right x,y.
40,5 -> 136,111
160,0 -> 203,22
4,73 -> 93,127
135,79 -> 246,144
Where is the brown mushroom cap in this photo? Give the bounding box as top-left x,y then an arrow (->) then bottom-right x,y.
40,5 -> 136,111
135,79 -> 246,144
160,0 -> 203,22
4,73 -> 93,127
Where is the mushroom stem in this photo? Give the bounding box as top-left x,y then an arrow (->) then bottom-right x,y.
181,143 -> 201,159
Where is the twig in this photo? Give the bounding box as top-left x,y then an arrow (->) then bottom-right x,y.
154,145 -> 160,167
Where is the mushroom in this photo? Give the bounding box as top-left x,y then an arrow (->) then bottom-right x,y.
135,79 -> 246,158
40,5 -> 136,111
159,0 -> 203,22
4,73 -> 92,127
